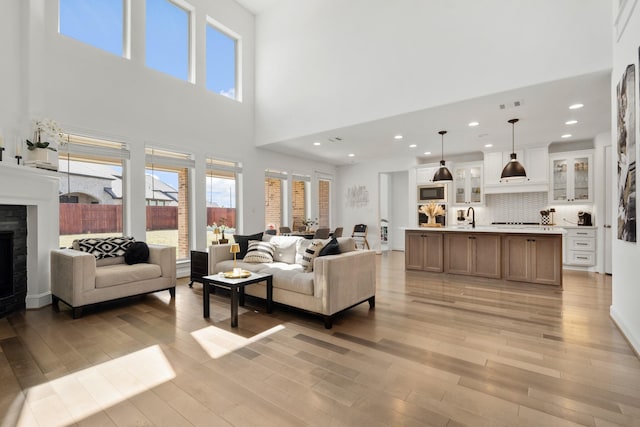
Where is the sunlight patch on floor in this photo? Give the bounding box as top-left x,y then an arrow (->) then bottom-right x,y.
1,345 -> 175,427
191,324 -> 286,359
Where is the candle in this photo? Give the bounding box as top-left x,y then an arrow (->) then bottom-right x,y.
0,134 -> 4,148
15,139 -> 21,156
233,267 -> 242,276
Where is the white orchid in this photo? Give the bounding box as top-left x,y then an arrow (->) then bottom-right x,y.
26,118 -> 65,151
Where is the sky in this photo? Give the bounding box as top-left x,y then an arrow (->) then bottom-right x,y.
59,0 -> 236,96
59,0 -> 237,207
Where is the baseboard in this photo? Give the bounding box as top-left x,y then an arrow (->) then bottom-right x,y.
610,307 -> 640,358
26,292 -> 52,309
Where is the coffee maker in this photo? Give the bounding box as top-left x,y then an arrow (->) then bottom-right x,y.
578,211 -> 592,226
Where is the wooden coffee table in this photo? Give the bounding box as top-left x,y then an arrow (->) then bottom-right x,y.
202,272 -> 273,327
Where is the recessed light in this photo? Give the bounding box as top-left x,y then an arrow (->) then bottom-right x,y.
561,134 -> 572,138
409,144 -> 417,148
423,151 -> 431,155
569,103 -> 584,110
468,121 -> 479,127
484,144 -> 493,148
394,134 -> 403,140
313,141 -> 321,146
348,153 -> 355,157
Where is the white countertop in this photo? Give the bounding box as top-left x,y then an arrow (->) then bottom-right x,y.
404,225 -> 567,235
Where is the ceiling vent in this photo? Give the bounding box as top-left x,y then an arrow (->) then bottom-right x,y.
327,136 -> 343,143
499,99 -> 524,110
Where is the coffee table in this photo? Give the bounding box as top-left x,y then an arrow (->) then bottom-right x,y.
202,272 -> 273,327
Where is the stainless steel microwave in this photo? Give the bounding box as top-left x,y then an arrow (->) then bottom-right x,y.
417,184 -> 447,203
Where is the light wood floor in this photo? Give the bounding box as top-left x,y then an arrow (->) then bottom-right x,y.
1,251 -> 639,427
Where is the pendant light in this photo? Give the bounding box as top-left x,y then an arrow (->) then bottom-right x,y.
500,118 -> 527,181
432,130 -> 453,182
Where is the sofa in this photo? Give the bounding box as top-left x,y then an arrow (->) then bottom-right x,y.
50,237 -> 176,318
208,235 -> 376,328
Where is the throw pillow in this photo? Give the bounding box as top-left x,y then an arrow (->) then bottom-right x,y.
233,232 -> 264,259
73,236 -> 135,259
319,237 -> 341,257
296,239 -> 325,272
243,241 -> 275,263
124,241 -> 150,265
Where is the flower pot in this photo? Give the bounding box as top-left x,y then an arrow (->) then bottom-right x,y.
25,148 -> 58,171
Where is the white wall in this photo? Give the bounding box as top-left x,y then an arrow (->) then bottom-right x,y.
337,157 -> 415,252
0,0 -> 24,141
255,0 -> 612,145
0,1 -> 336,257
390,171 -> 409,251
611,0 -> 640,354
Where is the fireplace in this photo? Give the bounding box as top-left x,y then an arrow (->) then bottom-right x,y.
0,205 -> 27,317
1,164 -> 60,310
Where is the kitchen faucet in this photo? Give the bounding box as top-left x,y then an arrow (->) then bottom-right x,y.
467,207 -> 475,228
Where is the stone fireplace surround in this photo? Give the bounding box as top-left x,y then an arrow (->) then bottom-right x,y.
0,162 -> 59,309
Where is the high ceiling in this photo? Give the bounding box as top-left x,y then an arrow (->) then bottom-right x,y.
236,1 -> 612,167
260,70 -> 612,166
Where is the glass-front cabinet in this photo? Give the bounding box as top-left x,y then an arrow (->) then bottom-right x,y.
453,162 -> 483,205
549,151 -> 593,203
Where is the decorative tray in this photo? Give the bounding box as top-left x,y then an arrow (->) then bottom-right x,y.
420,223 -> 442,228
223,271 -> 251,278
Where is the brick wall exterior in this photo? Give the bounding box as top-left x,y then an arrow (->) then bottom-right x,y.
318,179 -> 330,227
178,169 -> 189,259
265,178 -> 282,230
292,180 -> 306,230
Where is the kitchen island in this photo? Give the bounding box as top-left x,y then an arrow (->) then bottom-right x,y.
405,226 -> 565,287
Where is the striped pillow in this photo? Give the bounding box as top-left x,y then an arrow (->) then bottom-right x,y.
296,239 -> 325,272
243,240 -> 275,263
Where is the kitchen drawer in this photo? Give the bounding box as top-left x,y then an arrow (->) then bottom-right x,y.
567,228 -> 596,238
567,251 -> 595,266
568,237 -> 595,251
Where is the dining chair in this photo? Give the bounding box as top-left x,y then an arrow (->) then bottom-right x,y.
313,227 -> 331,239
332,227 -> 343,237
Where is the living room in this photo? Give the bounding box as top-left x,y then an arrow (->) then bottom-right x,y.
1,0 -> 640,425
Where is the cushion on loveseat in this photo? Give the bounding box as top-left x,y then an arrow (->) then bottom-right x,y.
264,235 -> 303,263
95,263 -> 162,288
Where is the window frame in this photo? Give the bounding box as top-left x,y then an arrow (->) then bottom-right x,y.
145,0 -> 196,83
205,16 -> 242,101
145,146 -> 195,260
57,0 -> 131,58
57,133 -> 130,248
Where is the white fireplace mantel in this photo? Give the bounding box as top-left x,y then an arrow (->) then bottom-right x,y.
0,162 -> 60,308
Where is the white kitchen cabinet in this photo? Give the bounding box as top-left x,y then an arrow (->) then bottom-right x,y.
416,166 -> 438,184
549,150 -> 593,203
484,147 -> 548,194
452,162 -> 483,205
563,227 -> 596,267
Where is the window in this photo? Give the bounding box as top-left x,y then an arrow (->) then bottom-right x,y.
206,158 -> 241,244
265,170 -> 288,231
146,0 -> 192,81
292,174 -> 310,231
318,175 -> 332,228
206,20 -> 239,100
145,147 -> 194,260
59,0 -> 125,56
58,134 -> 130,248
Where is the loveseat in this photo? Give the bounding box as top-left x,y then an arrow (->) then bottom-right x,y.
208,235 -> 376,328
51,237 -> 176,318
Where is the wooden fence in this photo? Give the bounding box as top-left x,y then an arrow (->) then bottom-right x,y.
59,204 -> 236,235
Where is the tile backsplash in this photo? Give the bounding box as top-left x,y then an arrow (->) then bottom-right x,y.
455,192 -> 595,226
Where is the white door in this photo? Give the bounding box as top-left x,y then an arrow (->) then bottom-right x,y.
605,146 -> 612,274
